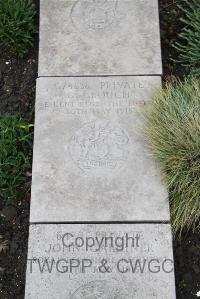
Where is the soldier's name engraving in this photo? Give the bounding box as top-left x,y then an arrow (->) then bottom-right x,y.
43,228 -> 169,254
36,80 -> 147,116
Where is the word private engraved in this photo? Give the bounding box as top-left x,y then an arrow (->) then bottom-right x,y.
71,0 -> 119,36
69,120 -> 130,172
70,280 -> 134,299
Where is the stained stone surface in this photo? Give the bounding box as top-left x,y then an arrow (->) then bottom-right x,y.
39,0 -> 162,76
30,76 -> 169,222
25,224 -> 176,299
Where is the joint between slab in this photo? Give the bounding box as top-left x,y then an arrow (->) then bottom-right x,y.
37,74 -> 163,79
29,221 -> 171,225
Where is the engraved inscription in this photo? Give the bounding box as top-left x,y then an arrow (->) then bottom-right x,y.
71,280 -> 134,299
71,0 -> 119,36
27,225 -> 175,299
69,120 -> 130,172
36,79 -> 148,116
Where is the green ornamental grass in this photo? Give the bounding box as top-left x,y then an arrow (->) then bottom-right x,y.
0,0 -> 36,57
0,115 -> 33,203
174,0 -> 200,74
144,77 -> 200,236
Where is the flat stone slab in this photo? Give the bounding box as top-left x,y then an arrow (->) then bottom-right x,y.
25,224 -> 176,298
39,0 -> 162,76
30,76 -> 169,222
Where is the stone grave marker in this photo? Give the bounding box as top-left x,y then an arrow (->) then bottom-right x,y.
25,0 -> 176,298
39,0 -> 162,76
30,76 -> 169,223
25,224 -> 176,298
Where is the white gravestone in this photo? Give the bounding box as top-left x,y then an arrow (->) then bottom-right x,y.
30,76 -> 169,223
39,0 -> 162,76
25,224 -> 176,299
25,0 -> 176,298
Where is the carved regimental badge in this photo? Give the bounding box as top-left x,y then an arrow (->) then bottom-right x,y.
69,120 -> 130,172
71,0 -> 119,36
70,280 -> 134,299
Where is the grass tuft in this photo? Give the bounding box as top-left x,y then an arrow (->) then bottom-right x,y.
143,77 -> 200,237
0,115 -> 33,203
0,0 -> 36,57
173,0 -> 200,75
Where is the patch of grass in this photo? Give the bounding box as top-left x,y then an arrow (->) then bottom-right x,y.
0,0 -> 36,57
174,0 -> 200,75
0,115 -> 33,203
143,77 -> 200,237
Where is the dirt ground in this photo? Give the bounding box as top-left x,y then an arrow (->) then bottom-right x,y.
0,0 -> 199,298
